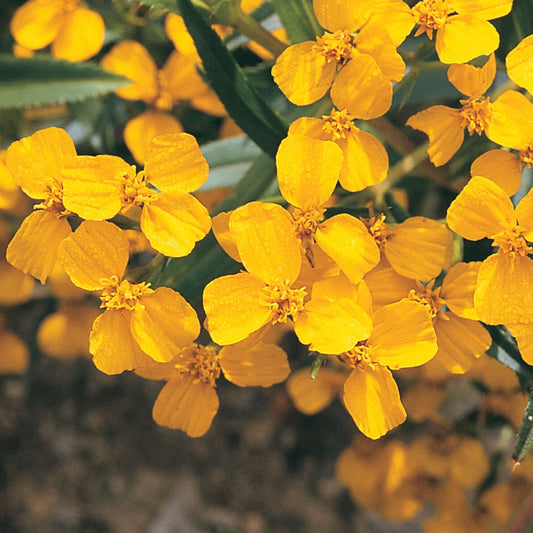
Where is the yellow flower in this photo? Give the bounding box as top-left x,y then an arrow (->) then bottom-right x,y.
365,261 -> 491,373
470,149 -> 523,197
57,220 -> 200,374
332,300 -> 437,439
5,127 -> 77,283
136,339 -> 290,437
410,0 -> 512,64
271,0 -> 402,117
288,109 -> 389,192
10,0 -> 105,61
61,132 -> 212,258
506,34 -> 533,96
446,176 -> 533,325
0,315 -> 29,375
362,213 -> 452,281
101,40 -> 225,164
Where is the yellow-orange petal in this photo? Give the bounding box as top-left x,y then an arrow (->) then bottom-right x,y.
132,287 -> 200,363
160,50 -> 207,102
470,150 -> 522,196
451,0 -> 513,20
62,155 -> 130,220
144,132 -> 208,194
434,314 -> 490,373
212,211 -> 241,262
152,377 -> 219,437
451,437 -> 490,488
343,365 -> 406,439
516,187 -> 533,241
436,15 -> 499,64
364,261 -> 415,310
7,210 -> 72,284
141,192 -> 211,257
331,54 -> 392,119
441,261 -> 481,320
406,106 -> 464,166
386,217 -> 452,281
315,214 -> 380,283
447,53 -> 495,98
446,176 -> 515,240
288,116 -> 328,139
486,90 -> 533,149
475,253 -> 533,325
90,309 -> 153,374
0,262 -> 34,305
338,130 -> 388,192
47,261 -> 86,301
6,127 -> 76,199
276,135 -> 343,210
37,304 -> 99,359
203,272 -> 273,345
367,0 -> 415,46
272,41 -> 336,106
355,24 -> 406,82
165,13 -> 198,58
311,273 -> 371,312
287,367 -> 345,414
371,300 -> 437,369
57,220 -> 129,291
229,201 -> 301,286
124,112 -> 183,166
10,0 -> 64,50
0,329 -> 29,374
506,35 -> 533,94
507,323 -> 533,366
294,297 -> 373,354
312,0 -> 373,32
100,40 -> 159,103
190,91 -> 227,117
51,7 -> 104,61
218,342 -> 290,387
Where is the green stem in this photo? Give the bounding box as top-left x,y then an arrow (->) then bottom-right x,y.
232,11 -> 287,58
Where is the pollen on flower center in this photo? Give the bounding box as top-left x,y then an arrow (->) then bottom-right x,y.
519,143 -> 533,168
175,344 -> 221,387
459,96 -> 493,135
412,0 -> 452,39
99,275 -> 153,311
61,0 -> 79,14
362,213 -> 391,250
121,169 -> 157,210
492,225 -> 533,257
313,30 -> 354,66
292,207 -> 325,241
322,109 -> 357,141
407,280 -> 445,319
260,281 -> 307,324
35,177 -> 71,217
341,340 -> 375,369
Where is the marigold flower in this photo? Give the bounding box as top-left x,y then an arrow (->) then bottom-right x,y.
410,0 -> 512,64
506,34 -> 533,96
446,176 -> 533,325
5,127 -> 77,283
57,220 -> 200,374
271,0 -> 402,118
136,339 -> 290,437
61,132 -> 212,258
10,0 -> 105,61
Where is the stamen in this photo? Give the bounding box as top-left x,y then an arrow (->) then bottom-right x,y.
175,344 -> 220,387
121,169 -> 158,211
313,30 -> 354,66
459,96 -> 493,135
341,340 -> 375,369
322,109 -> 357,141
492,225 -> 533,257
260,280 -> 307,323
412,0 -> 453,39
99,275 -> 153,311
34,177 -> 71,217
362,213 -> 391,250
406,280 -> 445,319
519,143 -> 533,168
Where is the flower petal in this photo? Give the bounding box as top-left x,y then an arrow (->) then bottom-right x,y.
152,377 -> 219,437
441,261 -> 481,320
516,187 -> 533,241
312,0 -> 373,32
470,149 -> 522,197
506,34 -> 533,94
0,330 -> 29,374
211,211 -> 241,262
343,365 -> 406,439
0,262 -> 34,305
218,342 -> 290,387
507,323 -> 533,366
447,53 -> 495,97
451,0 -> 513,19
364,260 -> 415,310
141,191 -> 211,257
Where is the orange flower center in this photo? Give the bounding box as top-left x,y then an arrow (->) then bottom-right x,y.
175,344 -> 220,387
35,177 -> 71,217
61,0 -> 79,14
121,169 -> 158,211
322,109 -> 357,141
261,280 -> 307,323
492,225 -> 533,257
313,30 -> 354,66
519,143 -> 533,168
459,96 -> 493,135
406,280 -> 445,319
155,71 -> 174,111
362,213 -> 390,250
412,0 -> 452,39
99,275 -> 153,311
341,340 -> 375,369
292,207 -> 325,267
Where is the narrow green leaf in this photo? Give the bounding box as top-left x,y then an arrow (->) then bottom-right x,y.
177,0 -> 288,158
270,0 -> 322,43
514,390 -> 533,462
0,55 -> 130,109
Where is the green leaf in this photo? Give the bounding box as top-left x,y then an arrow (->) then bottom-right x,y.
0,55 -> 130,109
514,390 -> 533,462
136,0 -> 181,14
177,0 -> 288,158
270,0 -> 322,43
